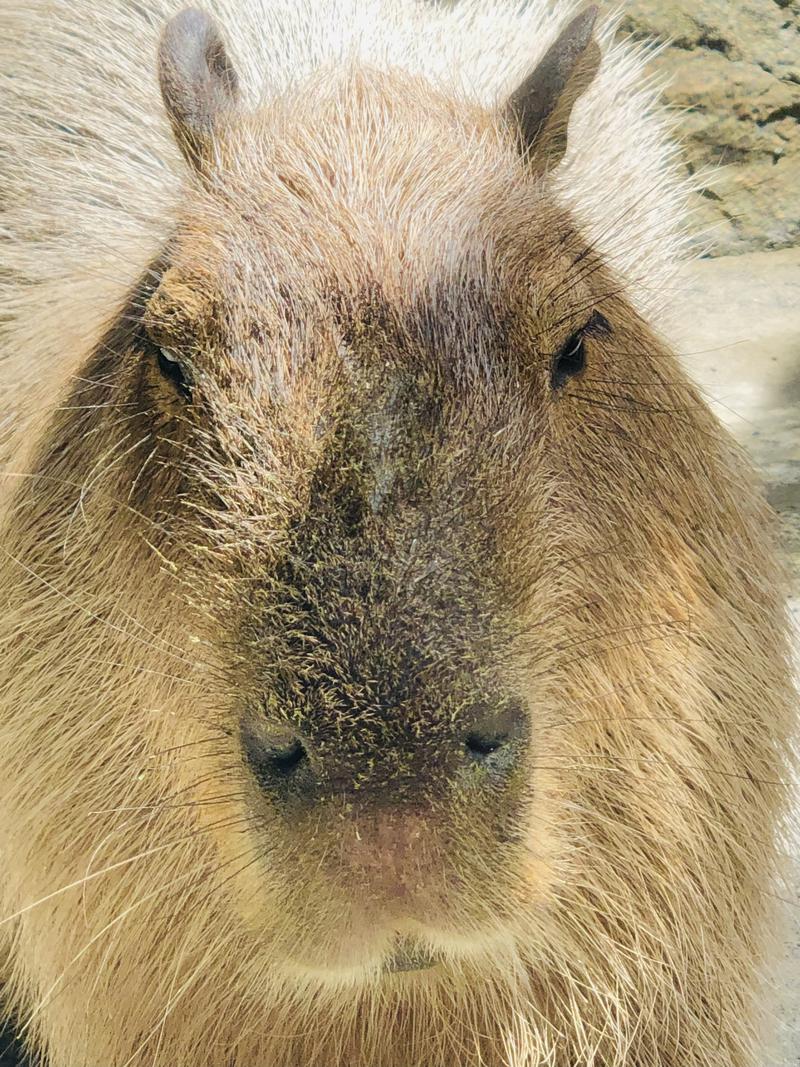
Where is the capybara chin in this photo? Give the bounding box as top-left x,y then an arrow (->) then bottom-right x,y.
0,1 -> 796,1065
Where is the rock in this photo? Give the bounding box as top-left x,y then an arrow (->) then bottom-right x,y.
605,0 -> 800,255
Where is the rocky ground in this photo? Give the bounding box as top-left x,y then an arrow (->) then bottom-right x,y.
600,0 -> 800,257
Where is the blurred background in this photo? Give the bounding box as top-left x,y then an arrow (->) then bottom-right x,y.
610,0 -> 798,257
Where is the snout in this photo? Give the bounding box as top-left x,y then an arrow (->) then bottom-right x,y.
236,700 -> 530,978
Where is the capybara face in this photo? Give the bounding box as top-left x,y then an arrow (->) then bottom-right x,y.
63,70 -> 695,983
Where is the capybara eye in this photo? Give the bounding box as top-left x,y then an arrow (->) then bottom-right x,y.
551,330 -> 586,390
156,346 -> 191,398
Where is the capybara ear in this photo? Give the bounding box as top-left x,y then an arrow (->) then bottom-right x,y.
505,6 -> 601,175
158,7 -> 240,172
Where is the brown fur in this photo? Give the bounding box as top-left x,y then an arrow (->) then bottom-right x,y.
0,29 -> 796,1067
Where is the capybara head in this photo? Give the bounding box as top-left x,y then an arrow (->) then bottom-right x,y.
77,6 -> 610,980
0,5 -> 795,1067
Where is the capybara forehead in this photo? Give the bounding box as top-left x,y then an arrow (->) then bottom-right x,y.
148,64 -> 579,338
143,227 -> 572,421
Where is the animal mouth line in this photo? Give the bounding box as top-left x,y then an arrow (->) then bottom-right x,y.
383,937 -> 438,973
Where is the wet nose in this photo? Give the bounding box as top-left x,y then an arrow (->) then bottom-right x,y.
241,702 -> 527,802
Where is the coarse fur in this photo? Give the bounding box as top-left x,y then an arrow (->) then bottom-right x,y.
0,2 -> 797,1067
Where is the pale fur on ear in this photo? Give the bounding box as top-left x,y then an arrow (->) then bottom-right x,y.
505,5 -> 601,175
158,7 -> 241,171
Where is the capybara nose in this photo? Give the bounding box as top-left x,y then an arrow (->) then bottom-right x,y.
241,724 -> 315,799
461,700 -> 527,773
242,700 -> 528,801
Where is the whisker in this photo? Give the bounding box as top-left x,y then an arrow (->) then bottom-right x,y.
0,813 -> 251,928
17,837 -> 258,1043
0,545 -> 204,670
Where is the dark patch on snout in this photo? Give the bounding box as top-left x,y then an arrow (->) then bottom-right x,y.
232,283 -> 534,838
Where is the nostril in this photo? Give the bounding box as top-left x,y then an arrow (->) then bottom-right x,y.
240,720 -> 313,794
464,731 -> 507,759
463,701 -> 527,764
269,738 -> 307,775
